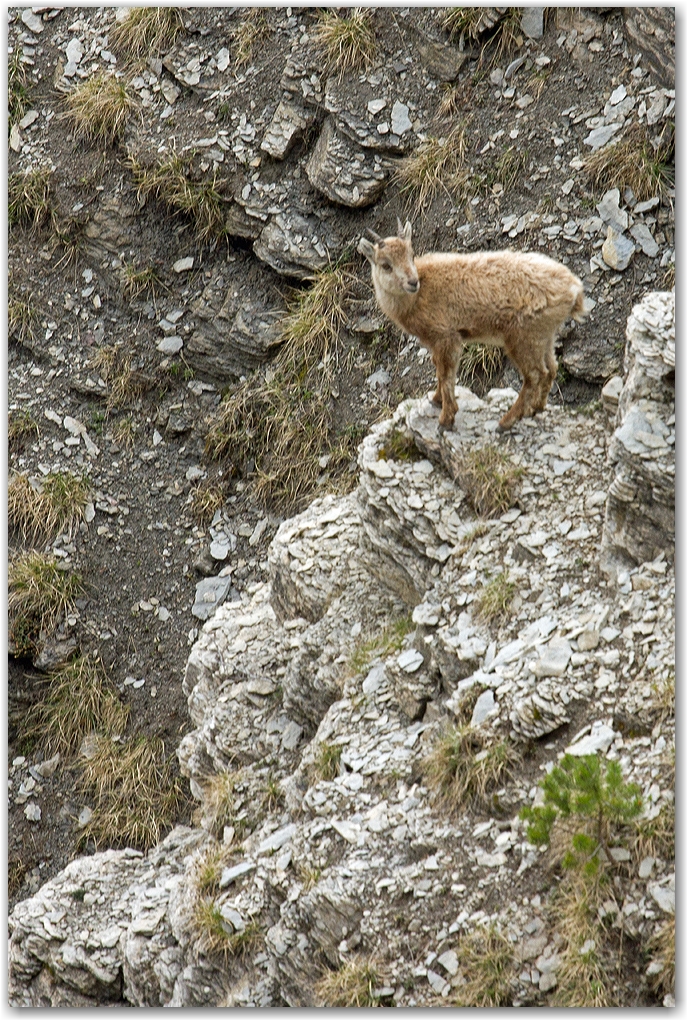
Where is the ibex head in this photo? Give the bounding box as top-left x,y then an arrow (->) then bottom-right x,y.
358,218 -> 419,295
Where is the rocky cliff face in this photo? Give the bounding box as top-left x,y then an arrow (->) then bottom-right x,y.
9,293 -> 675,1007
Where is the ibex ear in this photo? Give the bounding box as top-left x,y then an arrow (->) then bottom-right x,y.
403,219 -> 412,242
358,237 -> 376,263
396,216 -> 405,237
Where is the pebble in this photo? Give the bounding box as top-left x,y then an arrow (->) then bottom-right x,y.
173,257 -> 194,273
602,227 -> 635,271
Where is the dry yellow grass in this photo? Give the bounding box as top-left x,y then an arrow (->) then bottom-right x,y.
64,72 -> 136,144
232,9 -> 271,69
424,725 -> 519,812
550,876 -> 615,1007
474,571 -> 517,624
129,153 -> 230,244
23,655 -> 129,758
9,552 -> 84,656
78,735 -> 183,850
454,445 -> 523,518
313,9 -> 376,77
111,7 -> 184,59
8,470 -> 90,542
453,925 -> 514,1007
190,900 -> 262,960
395,122 -> 470,212
316,958 -> 385,1007
9,168 -> 56,231
585,121 -> 674,202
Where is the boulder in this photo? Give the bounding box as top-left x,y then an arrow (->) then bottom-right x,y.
306,117 -> 389,208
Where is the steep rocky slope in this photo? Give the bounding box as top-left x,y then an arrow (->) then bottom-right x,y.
8,5 -> 675,1001
9,290 -> 675,1007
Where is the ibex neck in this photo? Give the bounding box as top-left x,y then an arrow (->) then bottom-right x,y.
375,282 -> 418,330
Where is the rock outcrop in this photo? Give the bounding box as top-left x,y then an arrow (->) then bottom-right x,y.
600,291 -> 675,574
10,317 -> 675,1003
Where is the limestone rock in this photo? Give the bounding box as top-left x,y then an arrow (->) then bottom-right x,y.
623,7 -> 675,88
253,211 -> 342,279
261,100 -> 316,160
306,117 -> 389,208
601,292 -> 674,573
510,681 -> 571,740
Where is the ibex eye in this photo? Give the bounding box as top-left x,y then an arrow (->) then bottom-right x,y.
380,263 -> 392,272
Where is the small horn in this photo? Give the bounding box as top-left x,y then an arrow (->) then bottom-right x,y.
397,216 -> 405,237
365,227 -> 382,242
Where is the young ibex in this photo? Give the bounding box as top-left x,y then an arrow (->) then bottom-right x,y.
359,219 -> 589,431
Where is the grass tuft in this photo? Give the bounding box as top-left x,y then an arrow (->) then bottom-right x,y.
110,7 -> 184,59
395,122 -> 470,212
377,428 -> 422,463
121,261 -> 166,302
474,571 -> 516,624
457,344 -> 504,390
442,7 -> 522,65
348,614 -> 414,674
8,408 -> 40,446
190,900 -> 262,960
201,770 -> 242,839
9,290 -> 39,345
9,49 -> 31,131
205,260 -> 357,509
23,655 -> 129,758
129,152 -> 230,244
232,9 -> 271,69
9,168 -> 56,231
64,72 -> 136,145
310,741 -> 343,782
453,925 -> 514,1006
313,9 -> 377,78
78,735 -> 183,850
190,479 -> 227,525
646,916 -> 675,999
550,876 -> 615,1007
316,958 -> 385,1007
9,552 -> 84,657
8,470 -> 90,542
584,121 -> 674,202
632,801 -> 674,864
90,345 -> 151,410
112,415 -> 137,448
424,725 -> 519,812
454,445 -> 522,518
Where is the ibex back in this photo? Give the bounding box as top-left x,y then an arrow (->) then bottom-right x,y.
359,219 -> 589,431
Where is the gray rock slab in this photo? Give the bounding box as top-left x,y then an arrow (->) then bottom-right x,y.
602,227 -> 635,271
390,101 -> 412,135
470,689 -> 496,726
566,721 -> 616,756
219,860 -> 255,888
156,335 -> 183,354
583,122 -> 623,150
261,100 -> 315,160
597,189 -> 629,232
306,118 -> 389,208
520,8 -> 544,38
256,824 -> 298,855
531,638 -> 572,678
630,222 -> 659,257
192,576 -> 233,620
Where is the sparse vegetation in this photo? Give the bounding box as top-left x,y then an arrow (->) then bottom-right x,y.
550,874 -> 615,1008
190,900 -> 262,959
23,655 -> 129,758
348,614 -> 414,674
316,957 -> 384,1007
474,571 -> 516,624
201,770 -> 245,839
190,479 -> 227,524
64,72 -> 136,145
193,844 -> 231,896
425,725 -> 519,812
457,343 -> 504,389
8,408 -> 40,446
395,122 -> 470,212
9,168 -> 56,231
111,7 -> 184,59
8,290 -> 39,345
205,259 -> 358,509
112,415 -> 137,448
129,152 -> 230,244
9,552 -> 84,657
232,8 -> 271,69
310,741 -> 343,782
454,445 -> 523,518
453,925 -> 515,1007
646,916 -> 675,999
260,774 -> 284,813
78,735 -> 183,850
8,470 -> 90,542
50,215 -> 88,269
90,345 -> 152,410
442,7 -> 522,65
9,48 -> 30,132
632,800 -> 674,864
584,121 -> 675,202
121,261 -> 166,302
377,427 -> 422,463
521,754 -> 643,875
313,9 -> 376,78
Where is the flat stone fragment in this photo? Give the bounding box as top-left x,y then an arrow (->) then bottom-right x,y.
219,860 -> 255,888
21,8 -> 44,32
306,118 -> 388,208
470,689 -> 496,726
602,227 -> 635,271
281,720 -> 303,750
520,7 -> 544,38
192,575 -> 233,620
130,906 -> 166,935
437,949 -> 459,976
566,721 -> 616,756
173,257 -> 194,273
648,882 -> 675,914
24,802 -> 41,822
390,100 -> 412,135
583,123 -> 623,150
597,188 -> 629,232
261,100 -> 314,160
256,824 -> 297,855
638,856 -> 655,878
630,222 -> 659,257
156,335 -> 183,354
531,638 -> 572,678
397,648 -> 424,673
427,969 -> 449,995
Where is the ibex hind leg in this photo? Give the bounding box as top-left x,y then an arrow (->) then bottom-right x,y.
532,347 -> 558,413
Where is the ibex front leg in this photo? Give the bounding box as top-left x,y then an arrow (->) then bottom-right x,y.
434,340 -> 461,430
